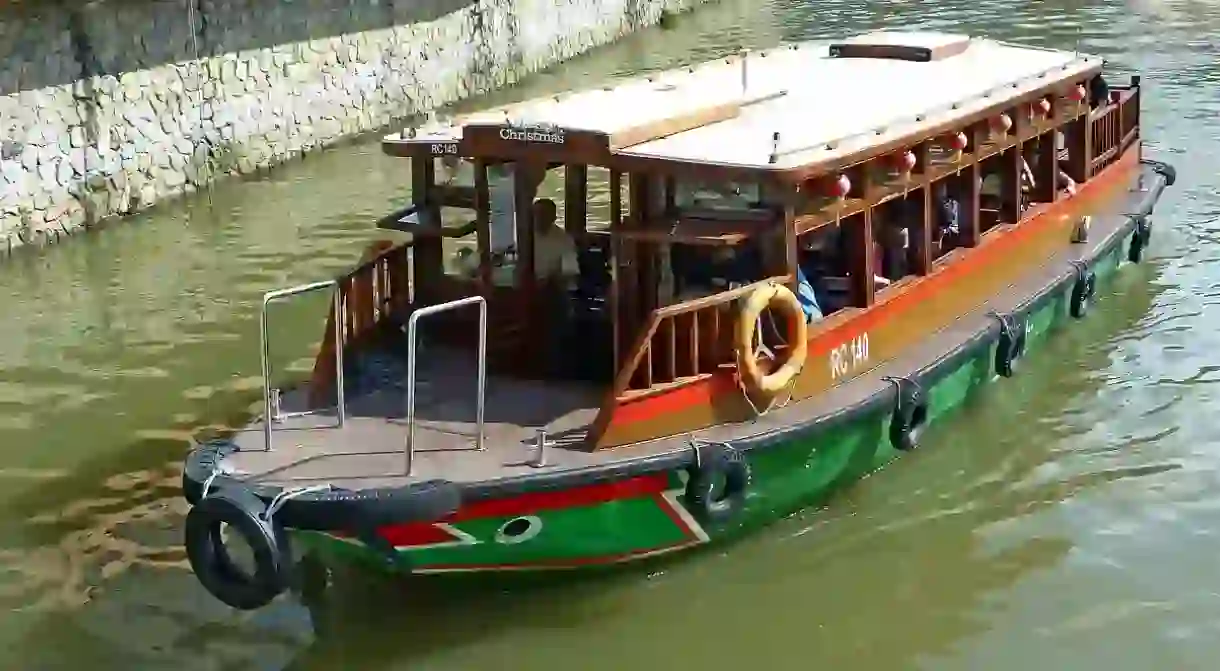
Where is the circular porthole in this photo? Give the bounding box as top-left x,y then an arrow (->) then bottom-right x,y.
494,516 -> 543,545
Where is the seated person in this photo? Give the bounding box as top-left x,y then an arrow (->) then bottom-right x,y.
800,227 -> 844,314
706,241 -> 764,289
872,212 -> 909,288
795,265 -> 823,323
934,182 -> 962,248
980,158 -> 1033,218
1054,133 -> 1078,196
1089,74 -> 1110,110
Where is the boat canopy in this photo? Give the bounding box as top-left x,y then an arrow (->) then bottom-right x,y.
384,31 -> 1101,174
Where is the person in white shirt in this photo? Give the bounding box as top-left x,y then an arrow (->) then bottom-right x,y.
531,197 -> 580,378
531,198 -> 578,284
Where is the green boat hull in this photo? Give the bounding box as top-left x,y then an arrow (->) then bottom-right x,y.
294,222 -> 1138,575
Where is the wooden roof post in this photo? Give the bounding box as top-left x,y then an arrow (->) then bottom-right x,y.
913,141 -> 933,275
849,166 -> 876,307
783,196 -> 799,293
411,155 -> 443,303
609,170 -> 626,373
1032,129 -> 1058,205
1004,112 -> 1023,225
474,160 -> 493,290
960,125 -> 982,248
564,164 -> 588,237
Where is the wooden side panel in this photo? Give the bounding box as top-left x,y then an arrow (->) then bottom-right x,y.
594,144 -> 1142,448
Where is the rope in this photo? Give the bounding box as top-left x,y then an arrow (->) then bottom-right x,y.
986,310 -> 1015,339
184,0 -> 214,201
737,282 -> 800,419
262,484 -> 333,523
200,463 -> 223,500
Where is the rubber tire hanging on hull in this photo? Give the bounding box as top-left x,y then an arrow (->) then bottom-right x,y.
1069,263 -> 1097,319
185,488 -> 292,610
888,377 -> 929,452
1128,215 -> 1152,263
685,443 -> 751,525
994,313 -> 1027,378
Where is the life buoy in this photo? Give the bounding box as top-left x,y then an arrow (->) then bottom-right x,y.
889,377 -> 929,451
684,444 -> 751,525
1069,264 -> 1097,319
994,314 -> 1027,378
735,283 -> 809,396
1128,215 -> 1151,263
185,488 -> 292,610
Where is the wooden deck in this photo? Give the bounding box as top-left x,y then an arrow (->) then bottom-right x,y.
229,346 -> 606,487
222,206 -> 1140,492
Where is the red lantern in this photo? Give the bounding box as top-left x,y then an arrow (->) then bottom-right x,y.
892,150 -> 916,174
990,114 -> 1012,135
830,174 -> 851,198
1037,98 -> 1051,116
948,131 -> 968,151
1069,84 -> 1087,102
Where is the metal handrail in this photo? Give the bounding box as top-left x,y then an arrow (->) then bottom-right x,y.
405,295 -> 487,475
260,279 -> 345,451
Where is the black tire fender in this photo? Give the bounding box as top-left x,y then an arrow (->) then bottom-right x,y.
993,313 -> 1028,378
684,443 -> 751,525
1069,262 -> 1097,319
1128,215 -> 1151,263
888,377 -> 929,452
185,488 -> 292,610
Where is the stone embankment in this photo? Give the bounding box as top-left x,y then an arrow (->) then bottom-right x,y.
0,0 -> 697,253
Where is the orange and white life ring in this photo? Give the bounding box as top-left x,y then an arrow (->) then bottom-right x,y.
735,283 -> 809,396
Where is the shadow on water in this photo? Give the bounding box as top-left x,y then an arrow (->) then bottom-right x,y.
2,262 -> 1164,671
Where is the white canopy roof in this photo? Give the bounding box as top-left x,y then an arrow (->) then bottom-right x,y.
389,32 -> 1100,171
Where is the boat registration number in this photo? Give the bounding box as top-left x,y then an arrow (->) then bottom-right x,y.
829,333 -> 870,381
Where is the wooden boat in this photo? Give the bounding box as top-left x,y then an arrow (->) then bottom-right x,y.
179,31 -> 1174,610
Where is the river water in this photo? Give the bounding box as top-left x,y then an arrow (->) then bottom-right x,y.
0,0 -> 1212,668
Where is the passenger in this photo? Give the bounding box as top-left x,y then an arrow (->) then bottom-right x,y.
799,227 -> 842,314
980,156 -> 1034,217
1089,74 -> 1110,110
716,241 -> 764,288
795,265 -> 823,323
874,208 -> 910,284
1055,132 -> 1078,196
934,182 -> 962,248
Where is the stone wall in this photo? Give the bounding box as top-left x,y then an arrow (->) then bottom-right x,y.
0,0 -> 698,252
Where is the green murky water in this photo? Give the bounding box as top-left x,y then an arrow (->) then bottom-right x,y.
0,0 -> 1213,668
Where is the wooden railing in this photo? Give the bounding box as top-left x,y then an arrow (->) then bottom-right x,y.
307,240 -> 414,407
611,276 -> 789,402
1089,86 -> 1140,176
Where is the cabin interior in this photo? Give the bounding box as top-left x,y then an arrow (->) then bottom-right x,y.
296,53 -> 1141,462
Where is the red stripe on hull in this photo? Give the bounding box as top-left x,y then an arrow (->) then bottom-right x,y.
446,472 -> 670,521
378,523 -> 461,547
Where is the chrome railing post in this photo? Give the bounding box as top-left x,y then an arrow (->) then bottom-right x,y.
260,293 -> 275,452
405,295 -> 487,476
333,285 -> 345,429
476,295 -> 486,453
260,279 -> 343,452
